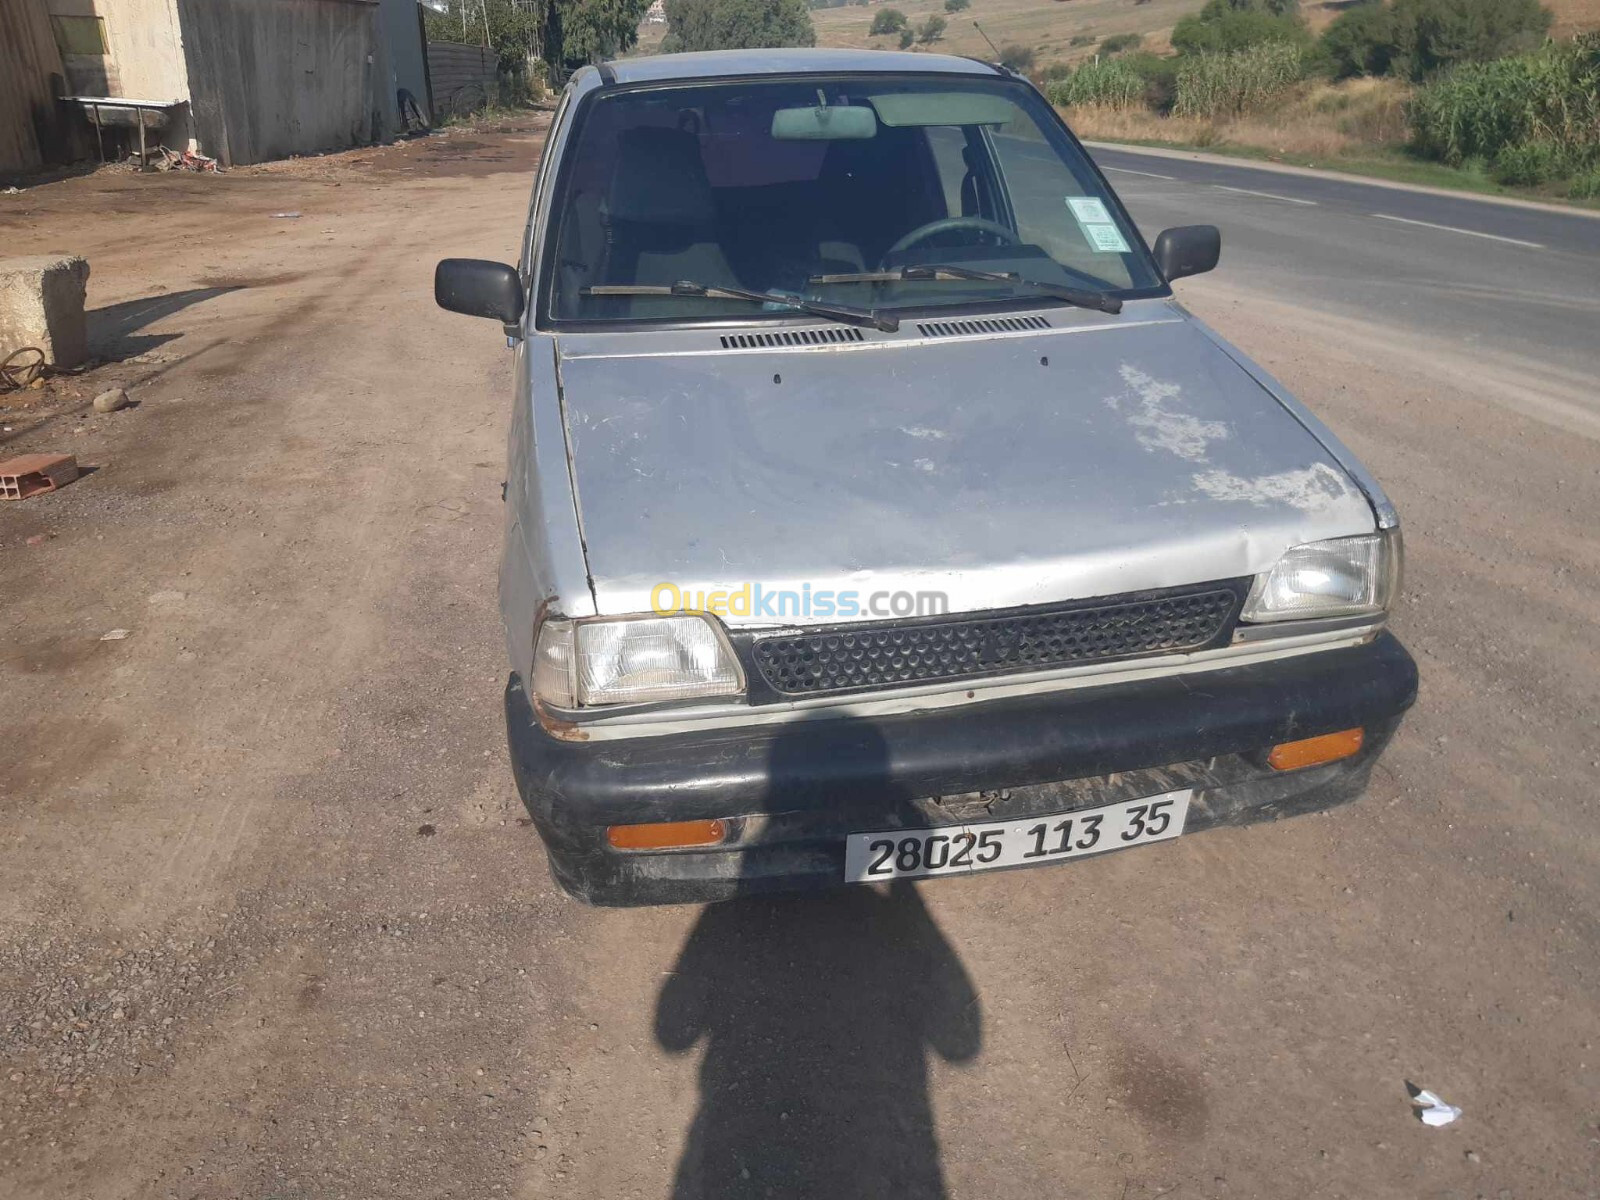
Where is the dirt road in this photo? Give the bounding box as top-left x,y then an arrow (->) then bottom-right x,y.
3,122 -> 1598,1200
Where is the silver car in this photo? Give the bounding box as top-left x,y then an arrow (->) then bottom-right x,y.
435,49 -> 1416,906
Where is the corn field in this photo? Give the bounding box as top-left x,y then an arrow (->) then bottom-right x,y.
1408,34 -> 1600,184
1172,41 -> 1305,119
1045,59 -> 1147,111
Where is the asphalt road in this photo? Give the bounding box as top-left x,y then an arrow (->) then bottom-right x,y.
1091,145 -> 1600,437
3,126 -> 1600,1200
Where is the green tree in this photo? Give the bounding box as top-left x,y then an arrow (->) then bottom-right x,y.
1393,0 -> 1552,76
1321,1 -> 1400,76
870,6 -> 908,35
662,0 -> 816,51
917,13 -> 947,42
1170,0 -> 1313,55
424,0 -> 545,74
558,0 -> 657,65
1320,0 -> 1553,81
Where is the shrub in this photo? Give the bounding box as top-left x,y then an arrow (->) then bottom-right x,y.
943,0 -> 970,11
1568,165 -> 1600,199
1490,139 -> 1570,185
1173,40 -> 1307,117
1121,50 -> 1183,111
1069,33 -> 1095,47
1172,2 -> 1310,56
917,13 -> 946,42
998,44 -> 1036,72
663,0 -> 815,51
1046,57 -> 1147,109
898,26 -> 914,48
869,7 -> 906,35
1323,0 -> 1554,82
1408,34 -> 1600,174
1100,32 -> 1143,54
1322,1 -> 1400,78
1040,61 -> 1074,81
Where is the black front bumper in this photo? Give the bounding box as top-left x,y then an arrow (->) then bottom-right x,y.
505,632 -> 1418,906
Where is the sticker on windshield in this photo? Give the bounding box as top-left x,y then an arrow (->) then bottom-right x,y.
1067,197 -> 1112,224
1066,196 -> 1130,254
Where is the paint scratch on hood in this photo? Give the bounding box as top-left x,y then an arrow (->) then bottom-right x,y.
1191,463 -> 1354,511
1109,365 -> 1228,462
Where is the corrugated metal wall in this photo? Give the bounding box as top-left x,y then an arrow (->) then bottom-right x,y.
425,41 -> 496,121
0,0 -> 76,175
175,0 -> 390,166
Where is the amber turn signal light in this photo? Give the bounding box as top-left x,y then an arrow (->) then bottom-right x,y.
606,819 -> 727,851
1268,728 -> 1364,772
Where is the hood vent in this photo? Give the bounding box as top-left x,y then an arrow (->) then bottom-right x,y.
918,314 -> 1051,338
720,327 -> 865,350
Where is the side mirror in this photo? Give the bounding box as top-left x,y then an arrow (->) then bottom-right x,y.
435,258 -> 524,332
1152,225 -> 1221,283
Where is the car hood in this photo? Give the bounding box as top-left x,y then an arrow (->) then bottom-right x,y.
555,310 -> 1376,625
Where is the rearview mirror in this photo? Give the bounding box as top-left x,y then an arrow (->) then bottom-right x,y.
435,258 -> 524,331
1152,225 -> 1221,283
771,104 -> 877,140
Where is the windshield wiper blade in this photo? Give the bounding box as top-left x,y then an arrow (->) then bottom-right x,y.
583,281 -> 898,332
808,265 -> 1123,315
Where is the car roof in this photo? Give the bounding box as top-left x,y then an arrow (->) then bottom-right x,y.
593,48 -> 1002,87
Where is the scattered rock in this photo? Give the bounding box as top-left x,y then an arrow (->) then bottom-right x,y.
417,824 -> 436,836
100,629 -> 131,641
92,387 -> 129,413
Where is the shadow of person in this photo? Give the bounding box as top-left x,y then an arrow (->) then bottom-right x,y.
656,881 -> 980,1198
656,699 -> 983,1197
657,882 -> 981,1197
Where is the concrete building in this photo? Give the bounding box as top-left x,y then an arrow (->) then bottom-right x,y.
1,0 -> 434,174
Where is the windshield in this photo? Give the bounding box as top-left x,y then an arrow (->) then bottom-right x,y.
542,74 -> 1163,324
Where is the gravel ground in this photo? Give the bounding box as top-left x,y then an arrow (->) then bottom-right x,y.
1,117 -> 1597,1200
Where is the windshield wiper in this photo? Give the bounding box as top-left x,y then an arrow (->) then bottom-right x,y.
583,281 -> 898,332
808,264 -> 1123,315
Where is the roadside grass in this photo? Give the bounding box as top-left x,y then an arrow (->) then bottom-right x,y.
1070,120 -> 1600,211
1061,53 -> 1600,210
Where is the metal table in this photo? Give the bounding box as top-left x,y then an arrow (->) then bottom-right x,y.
60,97 -> 185,168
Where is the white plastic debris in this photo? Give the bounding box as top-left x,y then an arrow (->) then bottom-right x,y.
100,629 -> 131,641
1412,1089 -> 1462,1127
270,211 -> 301,219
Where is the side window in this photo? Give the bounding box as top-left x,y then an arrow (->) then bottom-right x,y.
522,87 -> 575,282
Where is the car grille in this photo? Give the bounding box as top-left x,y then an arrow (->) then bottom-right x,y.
749,583 -> 1242,699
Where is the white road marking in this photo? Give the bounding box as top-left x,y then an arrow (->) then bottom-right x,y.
1103,165 -> 1176,180
1214,185 -> 1318,206
1371,212 -> 1545,249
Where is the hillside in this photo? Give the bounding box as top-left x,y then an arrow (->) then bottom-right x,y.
634,0 -> 1600,71
809,0 -> 1202,67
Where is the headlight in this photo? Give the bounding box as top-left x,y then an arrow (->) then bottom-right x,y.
532,614 -> 744,707
1241,530 -> 1402,622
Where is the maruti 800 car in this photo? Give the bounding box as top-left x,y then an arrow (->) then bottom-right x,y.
435,49 -> 1417,906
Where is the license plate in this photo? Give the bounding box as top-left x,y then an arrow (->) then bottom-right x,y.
844,790 -> 1191,883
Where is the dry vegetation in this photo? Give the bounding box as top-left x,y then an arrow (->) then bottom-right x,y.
811,0 -> 1202,67
635,0 -> 1600,75
1067,74 -> 1411,161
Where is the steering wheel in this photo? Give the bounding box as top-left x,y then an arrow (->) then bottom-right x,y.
884,216 -> 1020,260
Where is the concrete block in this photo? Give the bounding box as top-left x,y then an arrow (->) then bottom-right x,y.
0,255 -> 91,369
